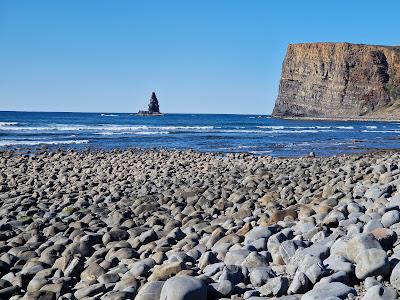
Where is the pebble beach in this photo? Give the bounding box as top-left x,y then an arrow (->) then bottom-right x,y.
2,149 -> 400,299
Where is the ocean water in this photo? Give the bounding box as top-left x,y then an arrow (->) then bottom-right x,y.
1,111 -> 400,157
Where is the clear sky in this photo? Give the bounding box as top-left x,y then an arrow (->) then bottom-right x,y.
1,1 -> 399,114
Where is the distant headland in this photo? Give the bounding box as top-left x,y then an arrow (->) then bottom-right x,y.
272,42 -> 400,120
138,92 -> 163,116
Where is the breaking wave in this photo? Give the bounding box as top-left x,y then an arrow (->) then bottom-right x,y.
0,140 -> 89,147
95,131 -> 170,135
0,124 -> 214,132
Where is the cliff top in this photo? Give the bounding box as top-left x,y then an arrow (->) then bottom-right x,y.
288,42 -> 400,49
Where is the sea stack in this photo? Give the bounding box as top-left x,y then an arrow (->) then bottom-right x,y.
138,92 -> 163,115
272,42 -> 400,120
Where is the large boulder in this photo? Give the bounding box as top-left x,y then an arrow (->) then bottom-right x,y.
136,281 -> 165,300
160,276 -> 207,300
346,233 -> 382,262
355,249 -> 390,279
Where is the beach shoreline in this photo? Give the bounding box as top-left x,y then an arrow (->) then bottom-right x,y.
272,115 -> 400,123
1,148 -> 400,298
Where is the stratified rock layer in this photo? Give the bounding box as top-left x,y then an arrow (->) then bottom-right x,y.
272,43 -> 400,119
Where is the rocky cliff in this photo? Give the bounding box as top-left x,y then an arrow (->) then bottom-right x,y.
272,43 -> 400,119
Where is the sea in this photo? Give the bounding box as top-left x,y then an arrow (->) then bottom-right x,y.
1,111 -> 400,157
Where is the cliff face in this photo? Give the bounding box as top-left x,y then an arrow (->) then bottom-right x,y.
272,43 -> 400,119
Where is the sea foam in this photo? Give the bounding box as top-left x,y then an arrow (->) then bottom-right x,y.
0,140 -> 89,147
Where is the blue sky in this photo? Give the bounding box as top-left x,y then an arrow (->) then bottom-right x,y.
0,1 -> 399,114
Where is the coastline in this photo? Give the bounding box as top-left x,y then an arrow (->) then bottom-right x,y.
2,148 -> 400,298
272,115 -> 400,122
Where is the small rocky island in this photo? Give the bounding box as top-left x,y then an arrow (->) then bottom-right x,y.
272,42 -> 400,120
138,92 -> 163,116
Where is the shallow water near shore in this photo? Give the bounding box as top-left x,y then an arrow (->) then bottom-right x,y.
1,111 -> 400,156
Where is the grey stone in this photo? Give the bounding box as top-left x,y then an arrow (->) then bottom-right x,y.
160,276 -> 207,300
288,271 -> 310,294
241,252 -> 269,269
130,258 -> 156,277
228,192 -> 245,203
364,185 -> 388,199
98,273 -> 120,284
136,281 -> 164,300
224,249 -> 251,266
103,229 -> 129,245
113,248 -> 139,260
280,240 -> 303,264
259,276 -> 289,297
22,291 -> 56,300
80,263 -> 105,281
249,267 -> 275,287
364,219 -> 384,233
291,244 -> 329,267
381,210 -> 400,228
139,230 -> 158,244
147,261 -> 187,282
355,249 -> 390,279
301,282 -> 356,300
27,277 -> 48,292
208,279 -> 234,298
245,227 -> 273,245
364,277 -> 381,290
100,291 -> 133,300
330,238 -> 349,257
64,257 -> 84,277
219,265 -> 246,285
389,262 -> 400,290
346,233 -> 382,262
304,262 -> 327,284
74,283 -> 105,299
0,286 -> 20,299
324,255 -> 353,274
297,255 -> 323,275
249,238 -> 267,251
198,251 -> 219,269
362,285 -> 397,300
318,271 -> 349,285
203,262 -> 225,277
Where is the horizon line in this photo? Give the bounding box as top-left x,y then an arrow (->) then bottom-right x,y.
0,110 -> 272,116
